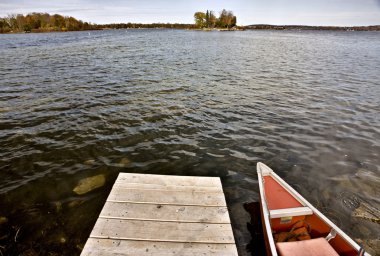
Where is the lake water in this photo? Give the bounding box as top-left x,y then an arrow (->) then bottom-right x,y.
0,29 -> 379,255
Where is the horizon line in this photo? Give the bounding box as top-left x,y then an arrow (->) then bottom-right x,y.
1,12 -> 380,28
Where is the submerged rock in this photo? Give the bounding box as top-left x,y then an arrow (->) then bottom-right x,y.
0,216 -> 8,225
352,202 -> 380,224
53,201 -> 62,212
0,107 -> 11,113
118,157 -> 131,167
365,239 -> 380,255
22,248 -> 39,256
60,236 -> 67,244
355,169 -> 380,184
339,191 -> 361,210
68,199 -> 84,208
73,174 -> 105,195
357,239 -> 380,256
83,159 -> 96,165
51,198 -> 85,211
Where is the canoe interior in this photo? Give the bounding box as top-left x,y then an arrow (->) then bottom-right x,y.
261,174 -> 360,256
264,176 -> 303,210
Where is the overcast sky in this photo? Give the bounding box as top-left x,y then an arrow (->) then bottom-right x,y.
1,0 -> 380,26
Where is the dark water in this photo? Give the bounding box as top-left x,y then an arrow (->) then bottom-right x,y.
0,29 -> 379,255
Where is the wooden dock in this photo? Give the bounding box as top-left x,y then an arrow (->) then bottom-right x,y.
81,173 -> 238,255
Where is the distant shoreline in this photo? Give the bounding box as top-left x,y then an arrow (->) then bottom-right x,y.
2,13 -> 380,34
1,24 -> 380,34
244,24 -> 380,31
2,25 -> 380,35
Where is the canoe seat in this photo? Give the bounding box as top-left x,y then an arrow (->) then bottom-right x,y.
276,237 -> 339,256
270,206 -> 313,218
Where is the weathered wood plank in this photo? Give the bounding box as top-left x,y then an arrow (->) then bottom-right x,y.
90,219 -> 235,244
116,173 -> 222,188
99,202 -> 230,223
81,239 -> 239,256
112,183 -> 223,193
107,187 -> 227,206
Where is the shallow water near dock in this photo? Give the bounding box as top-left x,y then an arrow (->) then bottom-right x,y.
0,29 -> 379,255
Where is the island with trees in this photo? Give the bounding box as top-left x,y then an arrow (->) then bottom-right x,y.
193,9 -> 237,30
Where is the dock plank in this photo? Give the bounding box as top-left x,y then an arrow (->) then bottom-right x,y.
116,173 -> 222,188
90,218 -> 235,243
112,183 -> 223,193
81,239 -> 239,256
99,202 -> 230,223
107,187 -> 227,206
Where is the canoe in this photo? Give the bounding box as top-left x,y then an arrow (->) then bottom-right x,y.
257,162 -> 369,256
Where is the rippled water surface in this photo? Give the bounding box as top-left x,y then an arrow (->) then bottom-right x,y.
1,30 -> 380,255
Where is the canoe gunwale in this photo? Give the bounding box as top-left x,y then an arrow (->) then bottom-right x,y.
257,164 -> 278,256
257,162 -> 369,256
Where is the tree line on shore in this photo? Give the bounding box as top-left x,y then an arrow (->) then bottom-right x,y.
96,23 -> 195,30
0,13 -> 198,33
0,13 -> 97,33
0,10 -> 237,33
194,9 -> 237,29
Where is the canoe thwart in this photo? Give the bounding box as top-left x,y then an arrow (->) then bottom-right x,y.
270,207 -> 313,218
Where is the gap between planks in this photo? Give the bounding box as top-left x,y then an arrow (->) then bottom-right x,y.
99,201 -> 231,223
89,218 -> 235,244
107,188 -> 227,206
106,200 -> 226,207
98,216 -> 231,224
89,236 -> 237,244
112,185 -> 223,193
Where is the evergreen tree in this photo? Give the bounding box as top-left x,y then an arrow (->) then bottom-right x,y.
205,10 -> 209,28
209,11 -> 216,28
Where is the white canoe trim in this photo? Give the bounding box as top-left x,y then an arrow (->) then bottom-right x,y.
257,162 -> 370,256
257,164 -> 278,256
257,162 -> 273,175
270,207 -> 313,219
